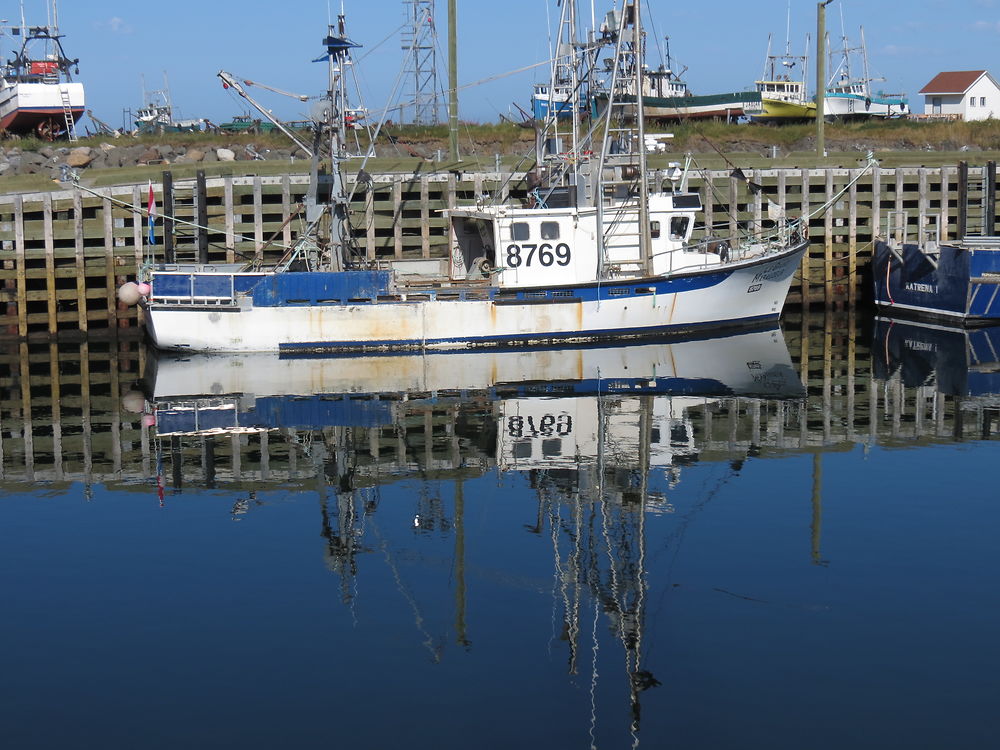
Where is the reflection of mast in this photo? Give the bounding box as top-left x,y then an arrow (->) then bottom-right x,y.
319,426 -> 370,605
810,453 -> 828,566
538,393 -> 660,743
454,478 -> 470,648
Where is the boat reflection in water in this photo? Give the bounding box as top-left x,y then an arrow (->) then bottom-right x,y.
872,318 -> 1000,400
142,326 -> 804,742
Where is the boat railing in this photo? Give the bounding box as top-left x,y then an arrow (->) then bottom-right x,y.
151,270 -> 240,306
885,210 -> 909,248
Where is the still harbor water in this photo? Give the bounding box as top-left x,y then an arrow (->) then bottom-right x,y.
1,315 -> 997,749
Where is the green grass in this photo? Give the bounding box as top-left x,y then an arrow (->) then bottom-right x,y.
5,119 -> 1000,194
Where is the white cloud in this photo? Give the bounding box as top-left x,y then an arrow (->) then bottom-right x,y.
96,17 -> 133,34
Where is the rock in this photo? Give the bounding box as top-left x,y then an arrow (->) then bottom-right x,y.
99,142 -> 117,153
39,147 -> 55,159
216,147 -> 236,162
154,144 -> 175,159
185,148 -> 205,162
65,147 -> 94,168
201,149 -> 218,162
137,147 -> 160,164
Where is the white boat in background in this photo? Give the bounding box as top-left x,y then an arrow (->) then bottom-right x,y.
0,1 -> 84,140
824,26 -> 907,120
591,34 -> 761,122
134,1 -> 808,355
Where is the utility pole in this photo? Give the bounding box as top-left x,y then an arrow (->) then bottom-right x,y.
816,0 -> 834,158
448,0 -> 459,161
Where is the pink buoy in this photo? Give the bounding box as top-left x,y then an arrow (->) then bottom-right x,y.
136,282 -> 152,297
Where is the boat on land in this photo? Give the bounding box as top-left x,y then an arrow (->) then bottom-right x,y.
134,1 -> 809,355
823,27 -> 907,121
132,75 -> 204,135
0,1 -> 84,140
749,18 -> 815,124
591,34 -> 760,122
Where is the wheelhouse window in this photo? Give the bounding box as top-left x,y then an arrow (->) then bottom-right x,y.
650,221 -> 661,239
670,216 -> 689,240
541,221 -> 560,240
511,222 -> 530,241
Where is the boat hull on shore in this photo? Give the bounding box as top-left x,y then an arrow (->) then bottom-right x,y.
0,81 -> 84,136
594,91 -> 762,121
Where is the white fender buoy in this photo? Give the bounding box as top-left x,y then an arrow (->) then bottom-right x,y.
117,281 -> 140,306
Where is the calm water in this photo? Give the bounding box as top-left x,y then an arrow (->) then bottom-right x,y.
1,317 -> 997,749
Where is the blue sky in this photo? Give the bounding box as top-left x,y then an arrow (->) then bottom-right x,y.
13,0 -> 1000,131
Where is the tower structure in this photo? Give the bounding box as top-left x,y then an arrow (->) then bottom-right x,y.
401,0 -> 443,125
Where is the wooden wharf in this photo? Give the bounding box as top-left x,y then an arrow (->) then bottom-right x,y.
0,162 -> 996,339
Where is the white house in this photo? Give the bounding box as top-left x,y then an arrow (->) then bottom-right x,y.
919,70 -> 1000,120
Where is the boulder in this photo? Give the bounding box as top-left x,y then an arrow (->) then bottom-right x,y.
185,148 -> 205,162
65,147 -> 94,168
216,147 -> 236,162
137,147 -> 160,165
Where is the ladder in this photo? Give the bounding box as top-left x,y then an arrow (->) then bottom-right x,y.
957,160 -> 996,237
59,86 -> 77,142
595,1 -> 652,276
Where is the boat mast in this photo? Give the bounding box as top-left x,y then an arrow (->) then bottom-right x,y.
324,12 -> 357,271
447,0 -> 458,161
633,0 -> 652,269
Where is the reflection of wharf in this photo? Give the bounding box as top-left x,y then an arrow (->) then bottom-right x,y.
1,162 -> 999,338
0,314 -> 997,490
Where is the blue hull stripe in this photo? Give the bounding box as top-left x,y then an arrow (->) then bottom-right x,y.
248,267 -> 733,308
278,313 -> 779,354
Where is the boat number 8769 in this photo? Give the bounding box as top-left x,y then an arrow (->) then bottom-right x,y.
505,243 -> 572,268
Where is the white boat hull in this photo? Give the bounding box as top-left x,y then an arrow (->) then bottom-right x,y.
0,81 -> 85,134
145,242 -> 807,354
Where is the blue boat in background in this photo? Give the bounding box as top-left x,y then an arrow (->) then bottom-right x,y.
872,236 -> 1000,325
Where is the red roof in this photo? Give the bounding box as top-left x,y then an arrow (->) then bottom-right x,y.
919,70 -> 988,94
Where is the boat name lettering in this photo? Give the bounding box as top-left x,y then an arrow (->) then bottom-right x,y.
904,282 -> 938,294
905,340 -> 936,352
506,243 -> 572,269
747,283 -> 762,293
751,264 -> 789,284
507,414 -> 573,438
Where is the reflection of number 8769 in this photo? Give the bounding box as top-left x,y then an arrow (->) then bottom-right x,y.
505,243 -> 571,268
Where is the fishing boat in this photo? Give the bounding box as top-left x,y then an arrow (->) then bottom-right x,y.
872,235 -> 1000,325
132,74 -> 203,134
591,35 -> 760,122
0,1 -> 84,140
823,27 -> 907,120
749,13 -> 815,124
132,1 -> 808,355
